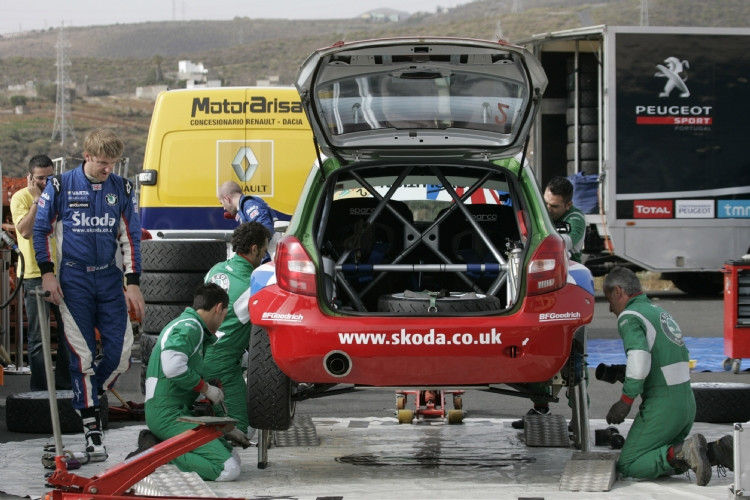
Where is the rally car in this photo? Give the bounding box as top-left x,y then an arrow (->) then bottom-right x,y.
246,37 -> 595,431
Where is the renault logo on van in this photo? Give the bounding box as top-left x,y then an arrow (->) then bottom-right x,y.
232,147 -> 259,181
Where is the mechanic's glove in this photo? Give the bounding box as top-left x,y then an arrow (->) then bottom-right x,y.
224,427 -> 251,448
202,383 -> 224,405
606,398 -> 632,425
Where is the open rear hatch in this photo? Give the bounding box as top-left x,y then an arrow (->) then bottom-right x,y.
296,37 -> 547,163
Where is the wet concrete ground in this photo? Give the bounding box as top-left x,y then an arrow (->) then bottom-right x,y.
0,414 -> 737,500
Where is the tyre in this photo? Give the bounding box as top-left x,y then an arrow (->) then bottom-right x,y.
140,333 -> 159,364
566,71 -> 597,91
664,272 -> 723,296
567,160 -> 599,176
567,90 -> 598,108
693,382 -> 750,423
6,391 -> 109,434
142,303 -> 189,334
246,325 -> 294,430
141,273 -> 206,302
141,240 -> 227,272
567,124 -> 598,143
378,292 -> 501,313
566,142 -> 599,161
566,107 -> 598,125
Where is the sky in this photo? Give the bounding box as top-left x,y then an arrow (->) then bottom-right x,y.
1,0 -> 475,35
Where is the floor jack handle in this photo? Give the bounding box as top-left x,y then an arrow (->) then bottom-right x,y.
32,288 -> 65,464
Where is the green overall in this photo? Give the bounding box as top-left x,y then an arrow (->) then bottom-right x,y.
204,254 -> 255,434
144,308 -> 235,481
615,294 -> 694,478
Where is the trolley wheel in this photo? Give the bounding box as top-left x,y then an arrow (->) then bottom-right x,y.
397,409 -> 414,424
453,395 -> 463,410
723,357 -> 734,371
733,358 -> 742,374
447,409 -> 464,424
396,395 -> 406,410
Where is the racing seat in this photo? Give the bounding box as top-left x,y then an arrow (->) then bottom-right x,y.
437,203 -> 519,289
324,197 -> 413,285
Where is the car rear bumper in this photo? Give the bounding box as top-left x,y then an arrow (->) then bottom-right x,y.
250,283 -> 594,386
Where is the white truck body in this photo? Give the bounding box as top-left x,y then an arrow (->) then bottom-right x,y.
519,25 -> 750,293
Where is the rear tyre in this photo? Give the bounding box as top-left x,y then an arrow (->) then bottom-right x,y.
247,325 -> 294,430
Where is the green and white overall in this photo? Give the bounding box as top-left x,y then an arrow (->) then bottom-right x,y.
616,293 -> 694,478
144,308 -> 239,481
204,254 -> 255,436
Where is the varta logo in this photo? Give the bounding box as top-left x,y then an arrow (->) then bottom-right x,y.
191,97 -> 303,117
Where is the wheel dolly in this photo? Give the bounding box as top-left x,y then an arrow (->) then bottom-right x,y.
395,389 -> 465,424
32,289 -> 246,500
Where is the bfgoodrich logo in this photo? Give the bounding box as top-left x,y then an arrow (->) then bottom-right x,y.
675,200 -> 714,219
718,200 -> 750,219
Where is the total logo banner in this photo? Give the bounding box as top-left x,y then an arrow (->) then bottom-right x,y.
632,199 -> 712,219
633,199 -> 750,219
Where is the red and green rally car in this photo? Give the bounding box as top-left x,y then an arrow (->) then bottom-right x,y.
247,37 -> 595,430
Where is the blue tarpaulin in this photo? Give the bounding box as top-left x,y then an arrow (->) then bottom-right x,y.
587,337 -> 736,373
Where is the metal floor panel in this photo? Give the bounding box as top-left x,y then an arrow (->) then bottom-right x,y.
559,452 -> 619,491
524,413 -> 571,447
274,414 -> 321,447
132,464 -> 218,497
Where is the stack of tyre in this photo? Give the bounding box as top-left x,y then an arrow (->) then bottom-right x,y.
139,239 -> 228,392
566,54 -> 600,176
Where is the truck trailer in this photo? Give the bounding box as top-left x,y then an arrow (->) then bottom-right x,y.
518,25 -> 750,295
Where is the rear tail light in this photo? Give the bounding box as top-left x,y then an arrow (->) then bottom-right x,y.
276,236 -> 317,296
526,235 -> 567,295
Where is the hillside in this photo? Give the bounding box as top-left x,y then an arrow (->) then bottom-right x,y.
1,0 -> 749,176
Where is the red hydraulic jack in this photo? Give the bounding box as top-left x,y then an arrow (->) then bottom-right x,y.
30,289 -> 245,500
44,416 -> 246,500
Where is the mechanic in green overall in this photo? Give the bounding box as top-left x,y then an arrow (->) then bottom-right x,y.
203,222 -> 270,440
144,283 -> 248,481
513,175 -> 588,429
603,267 -> 733,485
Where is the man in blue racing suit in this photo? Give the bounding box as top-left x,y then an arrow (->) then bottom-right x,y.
33,128 -> 144,458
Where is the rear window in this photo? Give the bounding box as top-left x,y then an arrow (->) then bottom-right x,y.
316,71 -> 528,137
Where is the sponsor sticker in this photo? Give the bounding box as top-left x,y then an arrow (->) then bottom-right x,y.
633,200 -> 673,218
262,311 -> 304,322
675,200 -> 714,218
718,200 -> 750,219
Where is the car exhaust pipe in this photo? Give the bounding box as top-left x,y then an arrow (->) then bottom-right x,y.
324,350 -> 352,377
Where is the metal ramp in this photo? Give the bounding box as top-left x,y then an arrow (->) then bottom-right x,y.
132,464 -> 217,497
559,451 -> 619,492
273,414 -> 321,447
523,413 -> 570,447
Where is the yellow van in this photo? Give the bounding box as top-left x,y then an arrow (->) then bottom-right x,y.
138,86 -> 316,236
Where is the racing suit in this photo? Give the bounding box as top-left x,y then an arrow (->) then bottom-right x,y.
144,308 -> 240,481
560,204 -> 586,263
33,165 -> 141,411
203,254 -> 255,436
615,293 -> 694,478
237,195 -> 275,233
237,195 -> 275,262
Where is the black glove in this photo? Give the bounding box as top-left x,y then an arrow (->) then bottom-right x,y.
606,399 -> 632,425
